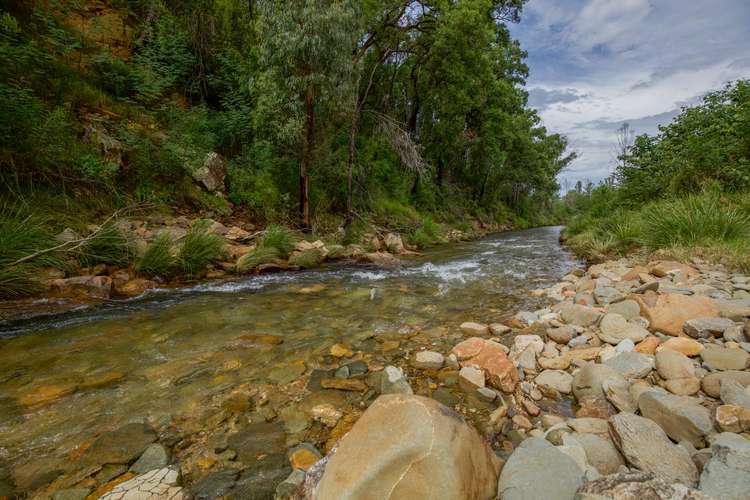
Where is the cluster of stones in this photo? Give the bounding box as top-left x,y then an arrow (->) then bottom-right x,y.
290,258 -> 750,499
41,217 -> 412,304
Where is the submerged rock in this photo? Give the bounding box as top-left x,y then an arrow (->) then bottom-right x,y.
99,466 -> 182,500
379,365 -> 413,395
315,394 -> 501,500
83,423 -> 157,466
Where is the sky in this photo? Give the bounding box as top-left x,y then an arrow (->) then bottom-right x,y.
508,0 -> 750,190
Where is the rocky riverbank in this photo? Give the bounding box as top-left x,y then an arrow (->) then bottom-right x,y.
7,255 -> 750,500
1,213 -> 507,324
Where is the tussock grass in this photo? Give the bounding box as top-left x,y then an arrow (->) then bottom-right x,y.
564,191 -> 750,269
176,221 -> 226,276
135,233 -> 175,277
77,223 -> 133,267
236,246 -> 280,273
259,224 -> 297,256
640,194 -> 750,249
0,209 -> 63,298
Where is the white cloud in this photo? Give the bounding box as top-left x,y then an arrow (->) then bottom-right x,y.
510,0 -> 750,187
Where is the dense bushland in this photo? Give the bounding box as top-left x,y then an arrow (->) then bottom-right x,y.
562,80 -> 750,269
0,0 -> 572,228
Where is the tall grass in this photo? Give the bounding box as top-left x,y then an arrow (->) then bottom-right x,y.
259,224 -> 297,256
176,221 -> 226,276
236,246 -> 281,273
0,209 -> 63,298
564,191 -> 750,268
77,223 -> 133,266
135,233 -> 175,277
641,193 -> 750,249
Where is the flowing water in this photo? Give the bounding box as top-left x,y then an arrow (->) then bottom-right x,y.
0,226 -> 578,493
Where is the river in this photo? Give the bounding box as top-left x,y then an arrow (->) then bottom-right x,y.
0,226 -> 578,496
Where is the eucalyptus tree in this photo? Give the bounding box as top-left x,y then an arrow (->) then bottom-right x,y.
258,0 -> 359,230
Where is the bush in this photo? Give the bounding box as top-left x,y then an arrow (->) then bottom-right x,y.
409,218 -> 443,249
77,223 -> 133,267
236,246 -> 280,273
176,221 -> 226,276
135,233 -> 175,277
640,193 -> 750,249
259,224 -> 297,256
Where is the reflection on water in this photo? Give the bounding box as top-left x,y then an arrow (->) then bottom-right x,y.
0,226 -> 577,487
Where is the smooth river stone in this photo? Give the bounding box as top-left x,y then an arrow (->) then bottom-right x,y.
608,413 -> 698,486
316,394 -> 501,500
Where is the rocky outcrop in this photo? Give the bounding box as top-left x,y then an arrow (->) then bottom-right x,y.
192,152 -> 226,193
314,394 -> 502,500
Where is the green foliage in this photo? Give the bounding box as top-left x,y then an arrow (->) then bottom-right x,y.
135,233 -> 175,277
0,209 -> 63,298
259,224 -> 297,256
640,193 -> 750,249
409,218 -> 444,249
77,223 -> 133,267
2,0 -> 575,256
176,221 -> 226,276
236,246 -> 280,273
615,80 -> 750,202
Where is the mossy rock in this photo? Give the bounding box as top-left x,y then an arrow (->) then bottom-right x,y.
288,248 -> 325,269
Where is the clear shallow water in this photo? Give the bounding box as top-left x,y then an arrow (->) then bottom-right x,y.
0,226 -> 578,490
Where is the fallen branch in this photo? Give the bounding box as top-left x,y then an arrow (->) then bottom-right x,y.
7,204 -> 147,268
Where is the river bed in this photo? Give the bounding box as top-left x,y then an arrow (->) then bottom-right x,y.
0,226 -> 578,496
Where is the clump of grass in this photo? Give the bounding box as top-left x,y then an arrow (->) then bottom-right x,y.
641,193 -> 750,249
77,222 -> 133,266
236,246 -> 280,273
0,209 -> 64,298
409,218 -> 443,249
135,233 -> 175,277
259,224 -> 297,256
176,221 -> 226,276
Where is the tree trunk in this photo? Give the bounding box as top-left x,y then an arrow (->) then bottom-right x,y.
346,114 -> 358,226
300,84 -> 314,232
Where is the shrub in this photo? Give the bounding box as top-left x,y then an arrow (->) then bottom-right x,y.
176,221 -> 226,276
77,223 -> 133,267
409,218 -> 443,249
135,233 -> 175,277
236,246 -> 280,273
259,224 -> 297,256
640,193 -> 750,249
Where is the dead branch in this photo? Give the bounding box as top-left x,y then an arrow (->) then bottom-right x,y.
7,204 -> 147,268
369,111 -> 429,177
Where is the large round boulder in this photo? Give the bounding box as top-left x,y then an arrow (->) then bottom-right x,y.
315,394 -> 501,500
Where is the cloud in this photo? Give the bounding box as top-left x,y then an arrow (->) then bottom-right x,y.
510,0 -> 750,187
527,87 -> 586,110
